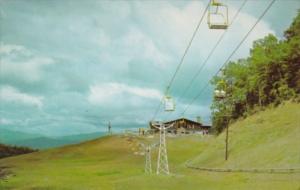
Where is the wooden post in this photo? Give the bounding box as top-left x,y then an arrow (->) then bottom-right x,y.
225,79 -> 233,161
225,118 -> 229,160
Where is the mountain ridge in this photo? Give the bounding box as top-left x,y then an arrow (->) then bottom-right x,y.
0,129 -> 106,149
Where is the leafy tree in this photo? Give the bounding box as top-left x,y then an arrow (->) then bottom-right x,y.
211,11 -> 300,134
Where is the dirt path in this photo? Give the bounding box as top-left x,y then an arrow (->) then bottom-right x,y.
0,166 -> 11,180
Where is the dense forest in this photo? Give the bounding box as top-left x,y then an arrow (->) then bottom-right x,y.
0,144 -> 37,159
211,11 -> 300,133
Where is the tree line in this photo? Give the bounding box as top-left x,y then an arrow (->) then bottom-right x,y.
0,144 -> 37,159
211,10 -> 300,133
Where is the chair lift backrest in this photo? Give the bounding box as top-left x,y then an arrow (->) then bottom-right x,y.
212,0 -> 222,6
164,96 -> 175,111
215,79 -> 227,99
214,89 -> 226,99
208,0 -> 228,29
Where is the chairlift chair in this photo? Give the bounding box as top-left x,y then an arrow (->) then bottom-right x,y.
214,79 -> 227,99
214,89 -> 226,99
164,95 -> 175,112
208,0 -> 229,29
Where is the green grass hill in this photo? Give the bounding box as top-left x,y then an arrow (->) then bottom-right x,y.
0,102 -> 299,190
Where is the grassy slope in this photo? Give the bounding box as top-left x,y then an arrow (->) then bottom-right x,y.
0,102 -> 299,190
189,101 -> 300,169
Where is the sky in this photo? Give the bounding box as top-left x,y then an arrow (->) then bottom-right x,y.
0,0 -> 299,137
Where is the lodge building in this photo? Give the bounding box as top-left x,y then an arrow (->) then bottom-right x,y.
149,118 -> 211,135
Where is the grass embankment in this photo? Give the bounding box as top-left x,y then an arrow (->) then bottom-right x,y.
0,102 -> 299,190
189,101 -> 300,169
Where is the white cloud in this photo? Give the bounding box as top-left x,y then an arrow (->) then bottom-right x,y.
97,30 -> 111,47
121,27 -> 172,68
0,85 -> 44,108
0,43 -> 26,54
97,26 -> 172,71
133,1 -> 209,54
0,118 -> 13,125
0,0 -> 284,135
96,0 -> 131,19
88,82 -> 162,106
0,44 -> 55,82
87,0 -> 275,122
134,1 -> 275,68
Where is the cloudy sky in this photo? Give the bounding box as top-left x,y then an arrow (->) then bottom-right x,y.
0,0 -> 299,136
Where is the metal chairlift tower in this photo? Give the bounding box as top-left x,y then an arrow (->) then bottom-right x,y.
145,146 -> 152,174
152,123 -> 174,175
139,143 -> 158,174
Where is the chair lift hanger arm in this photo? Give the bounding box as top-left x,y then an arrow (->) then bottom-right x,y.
165,123 -> 175,130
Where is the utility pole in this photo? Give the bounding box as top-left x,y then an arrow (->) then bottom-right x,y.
214,78 -> 232,161
225,78 -> 233,161
108,121 -> 112,135
225,118 -> 229,160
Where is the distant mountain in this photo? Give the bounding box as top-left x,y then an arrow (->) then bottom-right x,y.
62,132 -> 106,142
12,137 -> 73,149
0,129 -> 106,149
0,129 -> 41,144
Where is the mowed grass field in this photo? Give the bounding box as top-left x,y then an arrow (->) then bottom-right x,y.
0,102 -> 299,190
